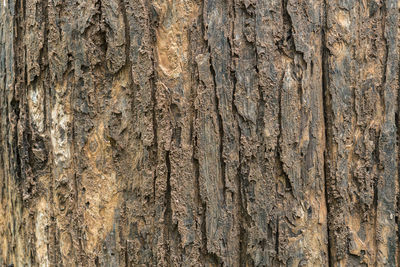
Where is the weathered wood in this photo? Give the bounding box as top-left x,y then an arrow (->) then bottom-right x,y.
0,0 -> 398,266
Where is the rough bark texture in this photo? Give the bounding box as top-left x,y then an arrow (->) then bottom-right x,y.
0,0 -> 399,266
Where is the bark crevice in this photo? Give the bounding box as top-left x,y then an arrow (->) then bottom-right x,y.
322,0 -> 332,265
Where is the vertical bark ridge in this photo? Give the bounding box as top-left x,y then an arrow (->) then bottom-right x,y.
325,0 -> 399,265
376,0 -> 398,265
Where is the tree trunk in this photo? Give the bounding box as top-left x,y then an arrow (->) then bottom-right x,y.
0,0 -> 398,266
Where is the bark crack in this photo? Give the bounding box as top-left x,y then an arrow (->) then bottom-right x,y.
163,149 -> 183,264
118,0 -> 132,81
208,47 -> 226,202
164,150 -> 172,265
149,2 -> 159,202
13,0 -> 26,185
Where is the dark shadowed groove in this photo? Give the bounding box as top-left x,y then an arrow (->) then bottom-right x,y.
282,0 -> 306,109
118,0 -> 134,116
119,0 -> 132,82
322,0 -> 332,265
12,0 -> 23,184
203,47 -> 225,266
229,5 -> 245,262
236,124 -> 248,266
192,147 -> 203,254
380,1 -> 388,122
21,0 -> 27,183
234,113 -> 247,266
41,0 -> 49,127
229,3 -> 244,265
237,170 -> 247,266
279,0 -> 297,195
151,75 -> 157,203
125,240 -> 129,267
162,149 -> 183,264
148,1 -> 159,203
70,65 -> 79,260
117,2 -> 133,265
275,216 -> 279,257
201,201 -> 222,266
164,150 -> 172,265
208,46 -> 226,201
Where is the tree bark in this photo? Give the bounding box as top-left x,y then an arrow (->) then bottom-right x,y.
0,0 -> 398,266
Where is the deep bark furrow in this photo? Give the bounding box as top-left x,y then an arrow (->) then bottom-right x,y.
209,51 -> 226,203
322,0 -> 332,266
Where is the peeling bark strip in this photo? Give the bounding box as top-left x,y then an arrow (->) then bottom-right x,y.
0,0 -> 399,266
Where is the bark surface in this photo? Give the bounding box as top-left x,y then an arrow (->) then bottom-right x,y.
0,0 -> 399,266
